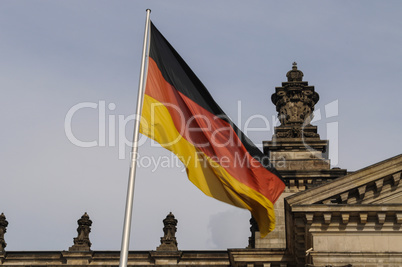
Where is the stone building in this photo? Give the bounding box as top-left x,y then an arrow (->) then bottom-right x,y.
1,64 -> 401,266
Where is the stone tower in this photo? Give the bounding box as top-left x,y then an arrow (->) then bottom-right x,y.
250,63 -> 347,249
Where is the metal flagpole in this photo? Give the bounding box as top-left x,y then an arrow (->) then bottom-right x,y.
119,9 -> 151,267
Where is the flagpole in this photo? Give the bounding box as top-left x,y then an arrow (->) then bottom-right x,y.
119,9 -> 151,267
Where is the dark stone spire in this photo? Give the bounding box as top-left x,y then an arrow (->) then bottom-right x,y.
0,213 -> 8,252
157,212 -> 178,251
69,212 -> 92,251
271,62 -> 320,138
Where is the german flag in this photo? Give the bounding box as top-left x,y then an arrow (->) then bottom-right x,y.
140,22 -> 285,236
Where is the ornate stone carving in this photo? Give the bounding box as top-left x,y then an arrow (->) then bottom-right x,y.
69,212 -> 92,251
271,63 -> 319,136
157,212 -> 178,251
0,213 -> 8,252
275,126 -> 320,139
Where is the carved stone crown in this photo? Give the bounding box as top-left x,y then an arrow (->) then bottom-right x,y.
77,212 -> 92,227
286,62 -> 304,82
271,63 -> 319,127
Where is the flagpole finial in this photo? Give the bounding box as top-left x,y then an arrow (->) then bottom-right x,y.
146,9 -> 151,13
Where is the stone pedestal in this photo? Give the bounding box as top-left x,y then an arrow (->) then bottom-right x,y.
150,251 -> 182,265
62,251 -> 93,265
0,252 -> 5,264
265,126 -> 330,172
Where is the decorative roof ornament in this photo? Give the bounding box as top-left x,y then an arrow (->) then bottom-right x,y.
271,63 -> 320,139
157,212 -> 178,251
69,212 -> 92,251
247,217 -> 259,249
0,213 -> 8,252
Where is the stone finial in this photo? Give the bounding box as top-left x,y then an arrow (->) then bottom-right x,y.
247,216 -> 259,249
271,63 -> 320,136
69,212 -> 92,251
0,213 -> 8,252
157,212 -> 178,251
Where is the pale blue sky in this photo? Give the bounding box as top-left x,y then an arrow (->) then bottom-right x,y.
1,1 -> 402,251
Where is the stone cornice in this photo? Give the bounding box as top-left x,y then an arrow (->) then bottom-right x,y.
291,204 -> 402,212
310,251 -> 402,266
290,204 -> 402,229
0,250 -> 232,266
286,154 -> 402,205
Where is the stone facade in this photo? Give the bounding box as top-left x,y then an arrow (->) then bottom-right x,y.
1,64 -> 401,267
286,155 -> 402,266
